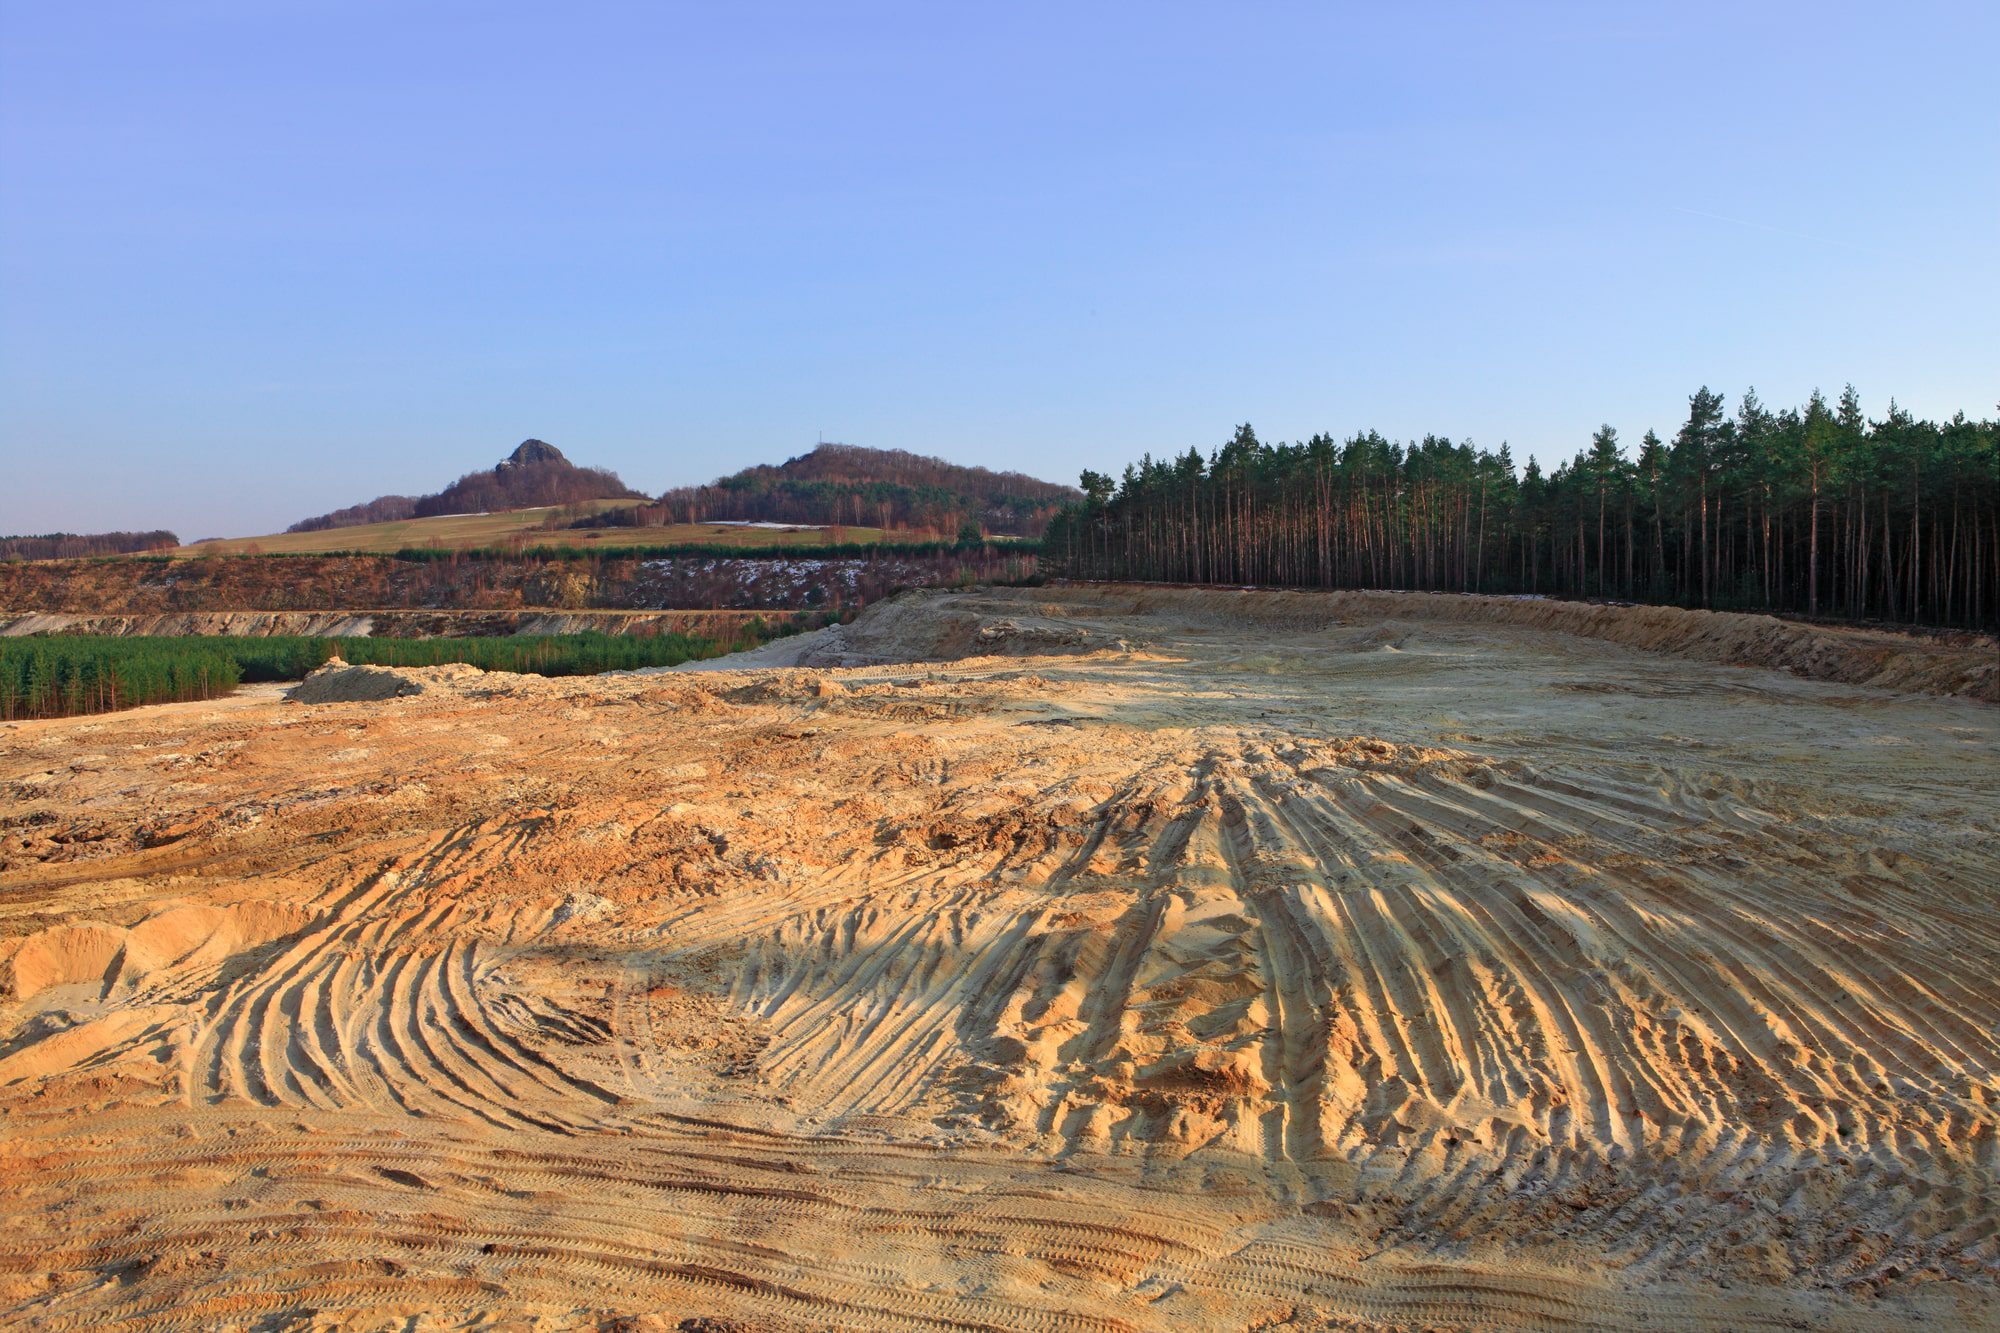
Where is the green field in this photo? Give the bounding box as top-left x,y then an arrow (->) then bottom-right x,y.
176,505 -> 905,556
0,623 -> 821,721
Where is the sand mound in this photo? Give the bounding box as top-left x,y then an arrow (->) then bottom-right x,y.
5,901 -> 307,1002
673,589 -> 1128,671
4,923 -> 126,1002
285,656 -> 489,703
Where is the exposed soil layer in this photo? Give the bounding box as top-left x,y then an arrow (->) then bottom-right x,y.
0,548 -> 1037,614
1,587 -> 1994,1331
0,609 -> 780,639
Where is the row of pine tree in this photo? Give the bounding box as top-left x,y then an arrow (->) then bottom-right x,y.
0,630 -> 775,721
1045,388 -> 1999,629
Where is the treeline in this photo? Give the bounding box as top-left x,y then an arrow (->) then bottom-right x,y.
655,444 -> 1079,537
288,496 -> 419,531
0,627 -> 800,721
1045,388 -> 1999,629
1,531 -> 179,560
2,638 -> 246,718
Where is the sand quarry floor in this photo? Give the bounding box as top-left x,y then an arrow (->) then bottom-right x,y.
1,586 -> 1996,1332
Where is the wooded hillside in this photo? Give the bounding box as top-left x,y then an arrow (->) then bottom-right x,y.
650,444 -> 1078,536
289,440 -> 643,532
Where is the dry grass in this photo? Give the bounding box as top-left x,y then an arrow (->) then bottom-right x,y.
175,503 -> 904,556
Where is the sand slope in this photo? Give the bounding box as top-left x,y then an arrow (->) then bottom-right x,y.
1,587 -> 1995,1331
717,585 -> 1997,698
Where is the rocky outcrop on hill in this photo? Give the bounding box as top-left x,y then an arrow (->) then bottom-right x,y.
497,438 -> 566,469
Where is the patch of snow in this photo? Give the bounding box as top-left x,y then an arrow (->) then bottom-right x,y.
700,520 -> 827,530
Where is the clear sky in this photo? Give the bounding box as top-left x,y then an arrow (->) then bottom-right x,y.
3,2 -> 1995,539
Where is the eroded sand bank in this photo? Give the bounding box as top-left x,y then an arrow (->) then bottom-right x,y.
2,587 -> 1995,1331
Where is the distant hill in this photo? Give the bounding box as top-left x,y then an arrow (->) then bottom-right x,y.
649,444 -> 1079,537
1,530 -> 179,560
177,439 -> 1074,555
288,440 -> 644,533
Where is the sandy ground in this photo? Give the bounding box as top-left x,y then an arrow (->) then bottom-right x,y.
1,587 -> 1995,1331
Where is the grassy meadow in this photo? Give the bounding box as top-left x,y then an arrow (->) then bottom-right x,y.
175,505 -> 902,557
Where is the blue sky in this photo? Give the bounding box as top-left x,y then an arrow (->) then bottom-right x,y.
3,2 -> 1995,539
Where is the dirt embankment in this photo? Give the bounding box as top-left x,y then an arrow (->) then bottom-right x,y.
699,585 -> 1999,701
1312,589 -> 1998,700
671,589 -> 1129,669
0,609 -> 778,639
0,549 -> 1038,614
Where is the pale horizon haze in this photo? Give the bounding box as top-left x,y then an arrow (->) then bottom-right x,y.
3,2 -> 1996,539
